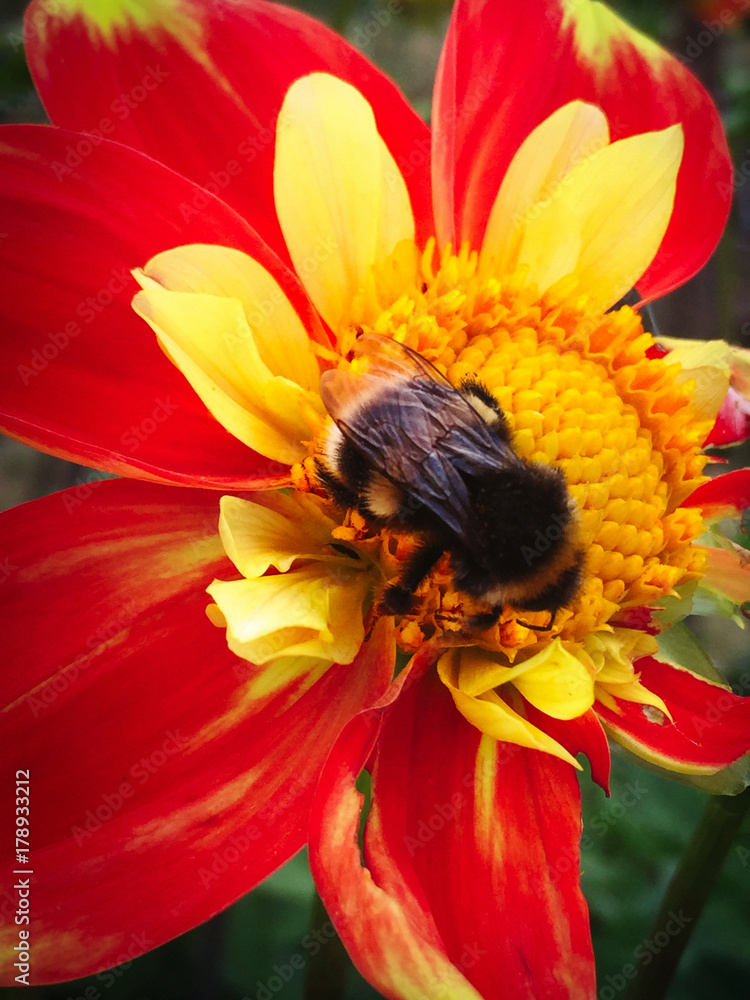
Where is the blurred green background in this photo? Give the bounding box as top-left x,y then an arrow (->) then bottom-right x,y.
1,0 -> 749,998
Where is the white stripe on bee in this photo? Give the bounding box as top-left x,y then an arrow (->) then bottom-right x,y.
322,423 -> 345,471
461,390 -> 503,428
364,473 -> 403,518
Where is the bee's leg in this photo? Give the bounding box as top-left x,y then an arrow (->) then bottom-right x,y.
517,608 -> 558,632
381,542 -> 444,616
468,605 -> 503,630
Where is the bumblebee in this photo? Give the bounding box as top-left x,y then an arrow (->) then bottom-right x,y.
316,334 -> 583,630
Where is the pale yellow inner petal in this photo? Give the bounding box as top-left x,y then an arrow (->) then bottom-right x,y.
142,243 -> 321,390
508,641 -> 595,720
274,72 -> 415,334
437,649 -> 581,767
208,566 -> 368,665
655,336 -> 732,426
517,124 -> 684,310
481,100 -> 610,273
218,493 -> 342,579
583,629 -> 672,719
133,281 -> 322,464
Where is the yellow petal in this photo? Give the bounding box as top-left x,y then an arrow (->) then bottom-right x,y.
655,336 -> 731,425
218,493 -> 342,579
518,124 -> 684,310
133,282 -> 321,463
143,244 -> 321,391
208,565 -> 368,665
445,641 -> 593,720
438,651 -> 581,768
599,680 -> 671,719
507,640 -> 595,720
482,101 -> 609,272
274,72 -> 414,333
450,646 -> 519,697
596,658 -> 635,686
582,628 -> 658,675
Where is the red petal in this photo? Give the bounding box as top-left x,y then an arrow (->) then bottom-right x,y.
683,468 -> 750,516
610,606 -> 658,634
432,0 -> 730,300
705,387 -> 750,447
309,669 -> 482,1000
311,661 -> 595,1000
597,656 -> 750,772
25,0 -> 433,254
0,125 -> 315,489
0,480 -> 394,981
523,704 -> 612,793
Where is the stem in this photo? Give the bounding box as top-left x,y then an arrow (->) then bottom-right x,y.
303,889 -> 350,1000
624,786 -> 750,1000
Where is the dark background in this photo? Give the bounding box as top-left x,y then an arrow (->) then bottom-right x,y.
1,1 -> 749,997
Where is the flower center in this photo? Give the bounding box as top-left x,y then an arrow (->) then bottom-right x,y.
295,241 -> 710,658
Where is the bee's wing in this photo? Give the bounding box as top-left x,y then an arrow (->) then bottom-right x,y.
320,337 -> 518,543
347,333 -> 453,384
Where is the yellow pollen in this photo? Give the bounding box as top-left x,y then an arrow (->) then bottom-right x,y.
297,240 -> 710,658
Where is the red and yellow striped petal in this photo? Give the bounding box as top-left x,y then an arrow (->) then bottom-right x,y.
24,0 -> 433,256
0,480 -> 394,981
432,0 -> 730,300
0,124 -> 311,489
311,660 -> 595,1000
309,678 -> 484,1000
596,656 -> 750,774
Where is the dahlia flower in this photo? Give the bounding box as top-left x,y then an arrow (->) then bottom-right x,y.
1,0 -> 749,996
